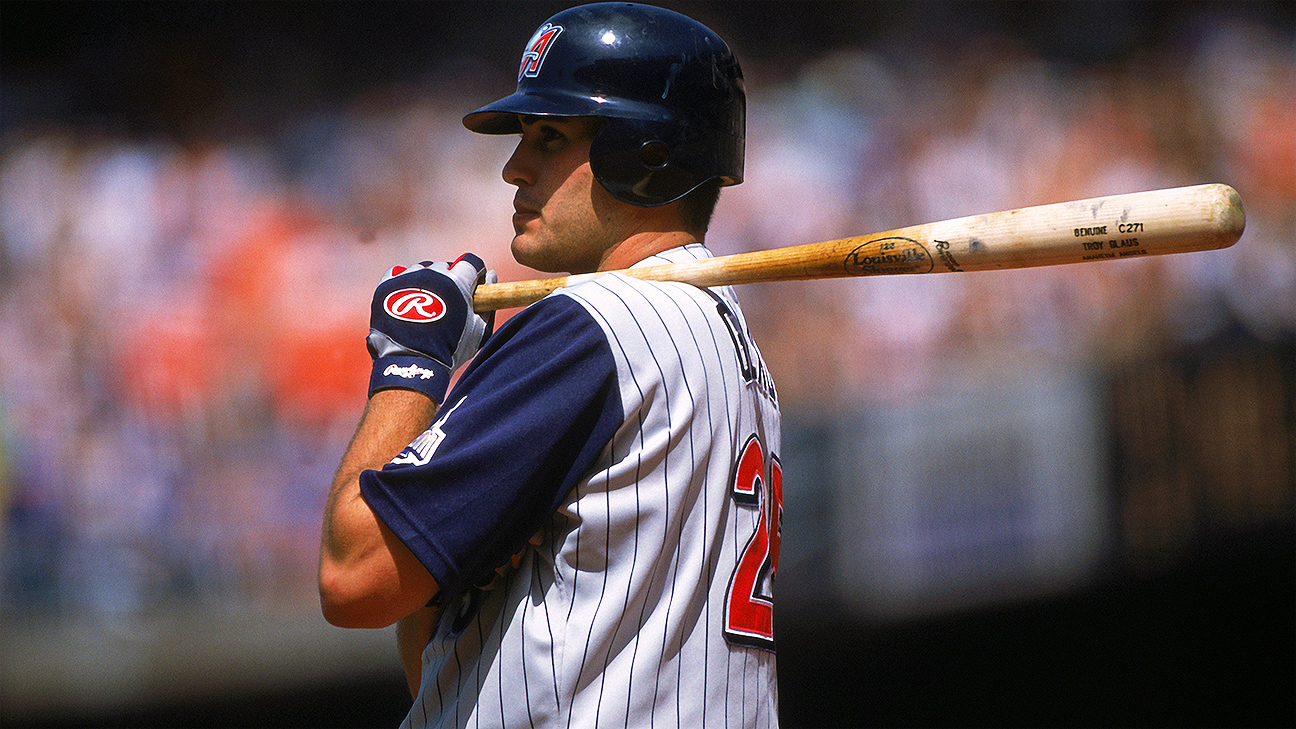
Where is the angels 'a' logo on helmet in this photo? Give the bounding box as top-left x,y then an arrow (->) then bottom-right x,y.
518,23 -> 563,80
384,288 -> 447,323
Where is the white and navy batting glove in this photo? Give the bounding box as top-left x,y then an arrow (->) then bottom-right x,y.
366,254 -> 496,404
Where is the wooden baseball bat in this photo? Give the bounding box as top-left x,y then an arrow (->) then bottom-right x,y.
473,183 -> 1245,312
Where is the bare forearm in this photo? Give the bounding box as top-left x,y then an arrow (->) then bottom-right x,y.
319,389 -> 441,628
322,389 -> 438,559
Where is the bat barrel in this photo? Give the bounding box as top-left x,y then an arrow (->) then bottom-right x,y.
918,182 -> 1245,274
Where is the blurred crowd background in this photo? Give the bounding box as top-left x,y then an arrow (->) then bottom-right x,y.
2,1 -> 1293,727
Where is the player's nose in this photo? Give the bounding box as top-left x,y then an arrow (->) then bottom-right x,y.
502,139 -> 535,188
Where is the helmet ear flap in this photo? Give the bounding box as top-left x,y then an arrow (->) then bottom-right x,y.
590,118 -> 705,206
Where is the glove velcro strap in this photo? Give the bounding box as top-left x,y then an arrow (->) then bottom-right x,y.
369,355 -> 451,403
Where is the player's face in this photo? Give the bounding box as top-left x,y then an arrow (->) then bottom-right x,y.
502,117 -> 636,274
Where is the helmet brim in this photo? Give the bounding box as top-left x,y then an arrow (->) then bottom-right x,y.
464,91 -> 670,135
464,92 -> 595,134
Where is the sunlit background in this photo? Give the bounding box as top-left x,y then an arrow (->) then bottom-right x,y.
2,1 -> 1292,727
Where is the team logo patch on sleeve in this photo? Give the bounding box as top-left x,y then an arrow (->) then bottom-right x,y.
390,397 -> 465,467
384,288 -> 446,323
519,23 -> 563,80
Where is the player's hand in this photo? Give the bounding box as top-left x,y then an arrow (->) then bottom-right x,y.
366,254 -> 497,404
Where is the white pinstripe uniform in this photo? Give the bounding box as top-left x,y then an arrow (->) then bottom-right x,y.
360,244 -> 783,728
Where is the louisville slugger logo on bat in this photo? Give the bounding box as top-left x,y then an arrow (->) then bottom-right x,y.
844,237 -> 934,276
472,183 -> 1246,312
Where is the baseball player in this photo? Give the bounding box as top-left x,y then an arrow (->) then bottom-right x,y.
318,4 -> 782,727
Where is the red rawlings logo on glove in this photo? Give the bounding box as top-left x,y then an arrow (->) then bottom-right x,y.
384,288 -> 447,323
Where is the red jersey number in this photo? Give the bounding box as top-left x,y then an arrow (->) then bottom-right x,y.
724,434 -> 783,650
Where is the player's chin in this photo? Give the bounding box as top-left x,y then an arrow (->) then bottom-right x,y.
511,236 -> 562,274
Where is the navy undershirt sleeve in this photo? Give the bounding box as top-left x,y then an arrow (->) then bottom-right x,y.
358,294 -> 623,601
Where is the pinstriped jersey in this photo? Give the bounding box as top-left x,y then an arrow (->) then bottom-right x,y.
360,244 -> 782,728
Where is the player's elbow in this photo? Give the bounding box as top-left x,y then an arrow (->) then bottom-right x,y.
318,533 -> 438,628
318,560 -> 396,629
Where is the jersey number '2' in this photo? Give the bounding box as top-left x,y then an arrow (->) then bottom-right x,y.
724,434 -> 783,650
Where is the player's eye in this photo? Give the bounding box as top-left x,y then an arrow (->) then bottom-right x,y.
534,125 -> 566,151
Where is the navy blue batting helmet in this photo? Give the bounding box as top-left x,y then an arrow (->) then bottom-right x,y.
463,2 -> 745,207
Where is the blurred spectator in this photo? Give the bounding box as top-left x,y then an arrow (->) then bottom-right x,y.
1,11 -> 1292,618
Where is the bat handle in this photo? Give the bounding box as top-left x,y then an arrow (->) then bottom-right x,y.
475,273 -> 599,311
471,255 -> 731,311
474,277 -> 566,312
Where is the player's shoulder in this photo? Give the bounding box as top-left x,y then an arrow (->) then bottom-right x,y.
635,242 -> 713,269
560,243 -> 736,314
468,288 -> 610,369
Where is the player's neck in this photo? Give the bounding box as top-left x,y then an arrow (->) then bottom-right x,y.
597,230 -> 702,272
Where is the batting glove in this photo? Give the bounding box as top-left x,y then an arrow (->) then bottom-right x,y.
366,254 -> 497,404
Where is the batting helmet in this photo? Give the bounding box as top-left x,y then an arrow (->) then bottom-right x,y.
463,2 -> 745,207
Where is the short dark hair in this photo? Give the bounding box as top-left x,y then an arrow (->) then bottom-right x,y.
677,179 -> 724,233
